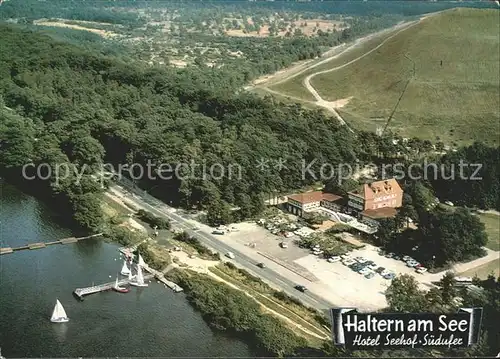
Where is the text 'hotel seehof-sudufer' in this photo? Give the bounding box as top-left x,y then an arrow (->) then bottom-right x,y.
331,308 -> 483,350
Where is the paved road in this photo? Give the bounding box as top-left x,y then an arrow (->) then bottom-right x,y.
110,180 -> 335,311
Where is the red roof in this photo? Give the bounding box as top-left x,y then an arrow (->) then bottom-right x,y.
321,193 -> 343,202
288,191 -> 341,204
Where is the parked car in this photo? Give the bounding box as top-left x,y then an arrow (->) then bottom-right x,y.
403,255 -> 411,261
295,285 -> 307,292
393,255 -> 401,260
225,252 -> 235,259
385,252 -> 395,258
365,272 -> 375,279
407,261 -> 420,268
257,262 -> 265,268
327,256 -> 341,263
341,253 -> 351,260
212,230 -> 225,235
280,242 -> 288,248
343,259 -> 356,266
313,250 -> 324,255
359,268 -> 371,275
356,257 -> 368,263
375,266 -> 385,274
384,273 -> 396,280
368,263 -> 378,270
378,249 -> 385,256
365,260 -> 375,266
381,269 -> 392,276
416,267 -> 428,274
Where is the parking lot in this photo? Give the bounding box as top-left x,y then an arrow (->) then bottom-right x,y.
224,222 -> 312,263
222,221 -> 436,311
294,244 -> 435,310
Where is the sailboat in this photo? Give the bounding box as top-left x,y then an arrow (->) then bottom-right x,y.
120,260 -> 131,276
129,264 -> 148,287
138,253 -> 145,267
112,277 -> 130,293
50,299 -> 69,323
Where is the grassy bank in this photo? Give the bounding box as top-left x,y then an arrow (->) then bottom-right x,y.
210,263 -> 331,342
269,22 -> 407,100
478,213 -> 500,251
168,268 -> 327,357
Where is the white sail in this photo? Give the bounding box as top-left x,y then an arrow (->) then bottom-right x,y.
136,265 -> 144,284
51,299 -> 69,322
128,268 -> 133,280
120,260 -> 130,275
115,277 -> 119,288
138,254 -> 145,267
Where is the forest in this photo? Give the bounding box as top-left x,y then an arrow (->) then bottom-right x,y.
0,23 -> 499,233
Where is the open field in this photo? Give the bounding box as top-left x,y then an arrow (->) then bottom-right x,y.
311,9 -> 499,144
33,19 -> 120,38
479,212 -> 500,251
267,21 -> 414,101
270,9 -> 500,145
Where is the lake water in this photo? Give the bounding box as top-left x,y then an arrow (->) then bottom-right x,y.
0,180 -> 253,358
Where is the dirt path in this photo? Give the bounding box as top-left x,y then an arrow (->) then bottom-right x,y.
301,21 -> 419,130
253,13 -> 444,129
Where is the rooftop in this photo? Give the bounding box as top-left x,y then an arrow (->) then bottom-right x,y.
288,191 -> 339,204
348,178 -> 403,200
321,193 -> 343,202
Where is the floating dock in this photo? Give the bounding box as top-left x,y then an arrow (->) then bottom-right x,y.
0,234 -> 103,255
119,247 -> 183,293
73,274 -> 154,300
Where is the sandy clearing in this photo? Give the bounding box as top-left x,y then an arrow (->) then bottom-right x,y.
127,218 -> 148,233
34,21 -> 119,38
169,59 -> 188,68
328,97 -> 353,108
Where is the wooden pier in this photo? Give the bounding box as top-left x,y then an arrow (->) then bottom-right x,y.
73,274 -> 154,300
0,234 -> 103,255
119,247 -> 183,293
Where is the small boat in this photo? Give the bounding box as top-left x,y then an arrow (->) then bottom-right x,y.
129,264 -> 148,287
112,277 -> 130,293
120,260 -> 131,276
138,253 -> 145,267
50,299 -> 69,323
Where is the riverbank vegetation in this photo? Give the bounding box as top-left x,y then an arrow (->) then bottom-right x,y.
136,209 -> 170,230
169,268 -> 321,357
